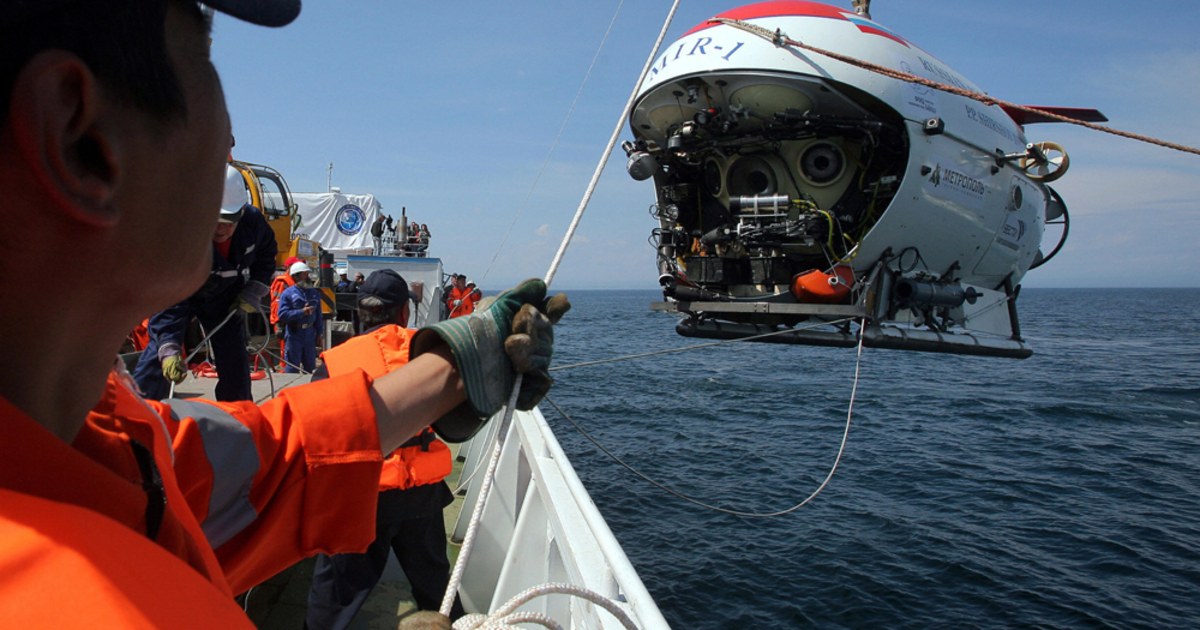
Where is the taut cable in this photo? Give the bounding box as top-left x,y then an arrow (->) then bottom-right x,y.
439,1 -> 683,622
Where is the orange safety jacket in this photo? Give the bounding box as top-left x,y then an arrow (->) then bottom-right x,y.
269,272 -> 296,326
0,365 -> 384,627
129,317 -> 150,352
322,325 -> 452,491
446,286 -> 478,318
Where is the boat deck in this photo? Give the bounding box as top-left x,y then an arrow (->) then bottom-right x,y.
169,369 -> 467,629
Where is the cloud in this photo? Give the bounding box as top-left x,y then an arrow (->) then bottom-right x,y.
1053,164 -> 1200,217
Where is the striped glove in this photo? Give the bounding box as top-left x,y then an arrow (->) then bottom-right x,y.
410,278 -> 570,442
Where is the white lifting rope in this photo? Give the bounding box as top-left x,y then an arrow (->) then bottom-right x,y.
439,0 -> 683,624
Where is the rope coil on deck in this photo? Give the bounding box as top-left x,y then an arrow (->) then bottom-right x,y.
453,583 -> 639,630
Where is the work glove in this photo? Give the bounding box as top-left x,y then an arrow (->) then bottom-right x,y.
409,278 -> 570,442
233,280 -> 269,315
161,354 -> 188,384
233,297 -> 260,314
506,293 -> 570,409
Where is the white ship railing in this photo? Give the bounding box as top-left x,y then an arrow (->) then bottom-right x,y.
453,406 -> 670,629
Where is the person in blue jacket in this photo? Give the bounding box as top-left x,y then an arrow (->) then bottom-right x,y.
133,164 -> 278,401
277,261 -> 323,373
335,269 -> 353,293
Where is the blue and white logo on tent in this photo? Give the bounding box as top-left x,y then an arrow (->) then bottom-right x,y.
335,204 -> 366,236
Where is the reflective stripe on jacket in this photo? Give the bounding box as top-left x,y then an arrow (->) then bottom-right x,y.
322,325 -> 452,491
152,207 -> 278,344
0,367 -> 385,624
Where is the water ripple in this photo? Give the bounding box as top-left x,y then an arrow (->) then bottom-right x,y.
550,289 -> 1200,629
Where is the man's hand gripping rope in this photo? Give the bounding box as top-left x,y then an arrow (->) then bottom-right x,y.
409,278 -> 570,442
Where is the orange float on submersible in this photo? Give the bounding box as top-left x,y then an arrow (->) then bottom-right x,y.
791,266 -> 855,303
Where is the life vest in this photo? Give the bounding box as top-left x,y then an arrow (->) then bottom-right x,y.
321,325 -> 452,491
446,286 -> 477,318
269,273 -> 296,326
129,318 -> 150,351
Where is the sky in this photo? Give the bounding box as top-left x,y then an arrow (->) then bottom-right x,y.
211,1 -> 1200,290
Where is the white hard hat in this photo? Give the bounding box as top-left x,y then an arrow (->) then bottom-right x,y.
289,261 -> 312,276
220,165 -> 249,223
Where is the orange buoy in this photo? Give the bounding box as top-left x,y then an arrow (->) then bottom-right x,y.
791,266 -> 854,303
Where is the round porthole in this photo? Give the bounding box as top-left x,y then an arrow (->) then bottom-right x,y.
798,142 -> 845,186
726,155 -> 777,196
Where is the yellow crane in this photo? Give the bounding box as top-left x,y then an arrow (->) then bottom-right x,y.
228,159 -> 321,270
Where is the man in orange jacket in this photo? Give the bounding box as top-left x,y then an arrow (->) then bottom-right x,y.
0,2 -> 566,626
306,270 -> 465,627
446,273 -> 481,318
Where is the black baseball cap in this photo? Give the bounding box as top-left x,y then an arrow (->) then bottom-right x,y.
359,270 -> 409,306
1,1 -> 300,28
202,0 -> 301,27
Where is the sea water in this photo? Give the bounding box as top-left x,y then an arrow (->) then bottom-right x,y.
545,288 -> 1200,629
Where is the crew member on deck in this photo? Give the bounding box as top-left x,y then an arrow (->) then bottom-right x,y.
446,274 -> 480,318
270,255 -> 303,370
335,269 -> 352,293
0,2 -> 565,625
305,270 -> 465,627
370,214 -> 385,255
277,261 -> 322,373
133,164 -> 276,401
